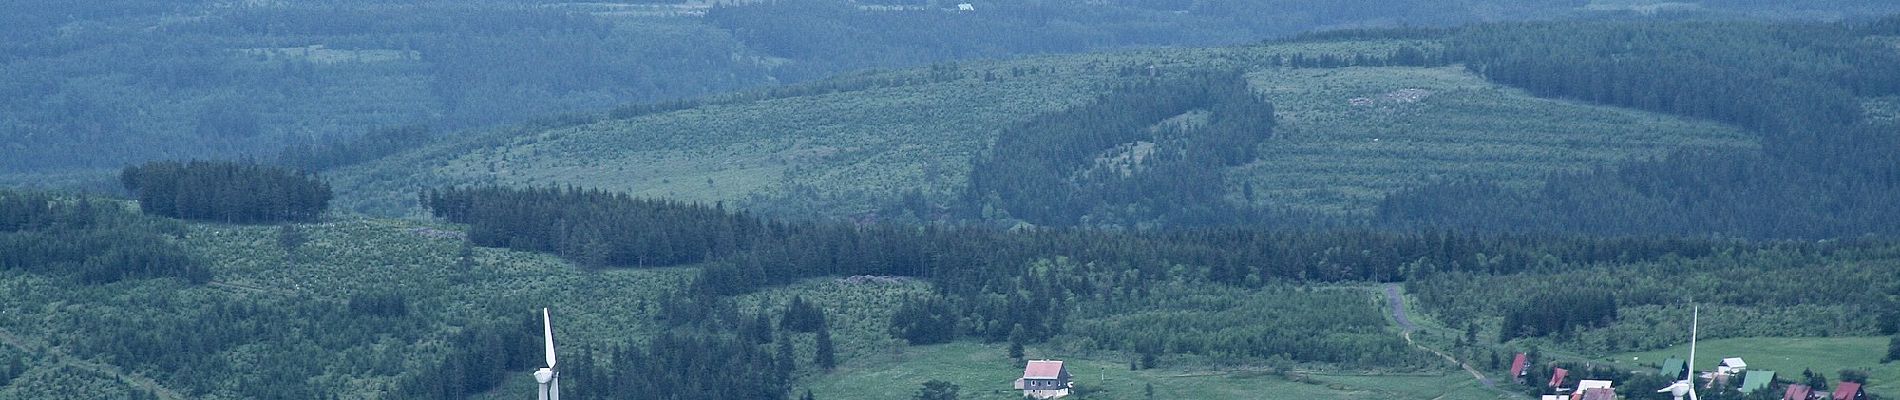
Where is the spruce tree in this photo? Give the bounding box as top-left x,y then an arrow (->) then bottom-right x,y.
815,325 -> 837,371
1008,324 -> 1027,360
776,331 -> 797,382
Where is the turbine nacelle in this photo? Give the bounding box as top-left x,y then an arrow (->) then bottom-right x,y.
1657,380 -> 1691,400
534,368 -> 556,384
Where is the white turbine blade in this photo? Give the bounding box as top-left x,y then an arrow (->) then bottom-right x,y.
543,307 -> 557,368
538,381 -> 551,400
1687,305 -> 1698,400
550,375 -> 560,400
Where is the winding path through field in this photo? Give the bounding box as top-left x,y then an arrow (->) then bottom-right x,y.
0,328 -> 184,399
1383,283 -> 1498,389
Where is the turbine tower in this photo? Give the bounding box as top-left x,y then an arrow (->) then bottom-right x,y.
535,308 -> 560,400
1656,305 -> 1699,400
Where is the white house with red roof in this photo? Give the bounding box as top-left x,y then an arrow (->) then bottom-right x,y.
1014,360 -> 1073,399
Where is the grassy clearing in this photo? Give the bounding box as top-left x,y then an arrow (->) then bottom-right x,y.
1237,66 -> 1755,215
799,341 -> 1513,400
1601,336 -> 1899,396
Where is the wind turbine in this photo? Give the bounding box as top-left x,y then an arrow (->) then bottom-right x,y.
535,308 -> 560,400
1657,305 -> 1699,400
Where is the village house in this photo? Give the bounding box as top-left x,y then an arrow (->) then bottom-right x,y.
1659,356 -> 1687,380
1549,367 -> 1570,390
1575,388 -> 1615,400
1574,380 -> 1614,400
1510,353 -> 1530,384
1786,384 -> 1812,400
1014,360 -> 1073,399
1740,370 -> 1777,394
1834,382 -> 1864,400
1718,357 -> 1748,375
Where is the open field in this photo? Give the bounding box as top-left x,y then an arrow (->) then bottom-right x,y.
1602,336 -> 1899,396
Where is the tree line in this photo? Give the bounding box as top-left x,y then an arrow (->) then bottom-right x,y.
961,70 -> 1276,227
422,186 -> 762,268
121,160 -> 331,224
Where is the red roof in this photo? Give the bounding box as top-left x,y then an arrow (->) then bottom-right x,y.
1785,384 -> 1811,400
1578,388 -> 1615,400
1510,353 -> 1528,378
1549,368 -> 1569,389
1023,360 -> 1066,380
1834,382 -> 1861,400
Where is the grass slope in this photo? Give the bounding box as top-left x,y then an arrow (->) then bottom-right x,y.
333,39 -> 1755,219
1239,66 -> 1752,214
1602,336 -> 1899,396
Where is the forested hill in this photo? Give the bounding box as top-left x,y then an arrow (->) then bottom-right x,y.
3,0 -> 1897,181
340,15 -> 1900,238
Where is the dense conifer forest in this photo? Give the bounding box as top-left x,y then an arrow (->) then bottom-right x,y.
963,71 -> 1276,226
121,160 -> 332,223
0,191 -> 208,284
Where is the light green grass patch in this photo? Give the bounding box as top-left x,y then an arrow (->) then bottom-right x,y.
1237,66 -> 1755,215
237,46 -> 419,64
1602,336 -> 1899,396
1582,1 -> 1703,13
1864,96 -> 1900,123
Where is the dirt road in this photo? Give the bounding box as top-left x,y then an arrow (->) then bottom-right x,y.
1384,283 -> 1498,388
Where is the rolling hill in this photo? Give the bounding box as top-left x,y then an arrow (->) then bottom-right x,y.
331,38 -> 1753,220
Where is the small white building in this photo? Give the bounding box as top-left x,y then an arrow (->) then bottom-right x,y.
1014,360 -> 1072,399
1577,380 -> 1614,391
1717,357 -> 1747,375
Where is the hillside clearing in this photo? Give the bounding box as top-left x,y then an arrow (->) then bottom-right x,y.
1238,66 -> 1754,215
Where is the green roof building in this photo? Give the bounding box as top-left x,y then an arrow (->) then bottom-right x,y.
1740,370 -> 1775,393
1659,357 -> 1687,380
